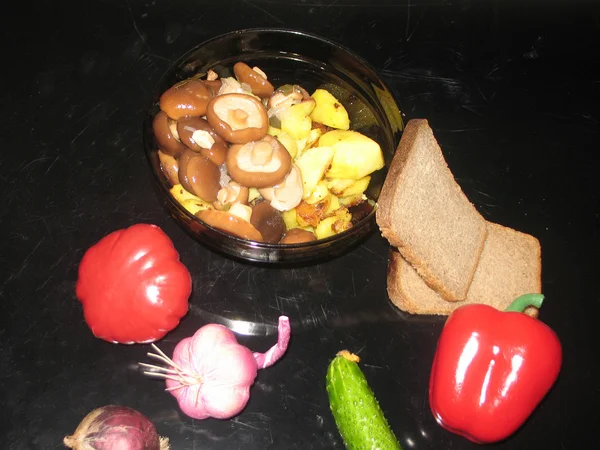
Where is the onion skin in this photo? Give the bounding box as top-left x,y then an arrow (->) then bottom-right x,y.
158,316 -> 291,420
63,405 -> 170,450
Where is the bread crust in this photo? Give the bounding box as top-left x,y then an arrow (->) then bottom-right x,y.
386,222 -> 542,317
377,119 -> 487,301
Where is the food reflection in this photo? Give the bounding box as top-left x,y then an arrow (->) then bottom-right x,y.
154,62 -> 385,243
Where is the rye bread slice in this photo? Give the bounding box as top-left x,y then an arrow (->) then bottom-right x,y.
376,119 -> 487,301
386,222 -> 542,317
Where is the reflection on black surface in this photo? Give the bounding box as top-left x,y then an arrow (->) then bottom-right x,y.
186,238 -> 445,337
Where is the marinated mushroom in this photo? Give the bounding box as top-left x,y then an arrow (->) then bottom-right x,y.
160,79 -> 213,120
267,84 -> 310,109
258,164 -> 304,211
203,72 -> 222,95
227,135 -> 292,188
158,150 -> 180,186
203,80 -> 222,95
196,208 -> 263,241
178,151 -> 221,202
233,62 -> 274,98
215,181 -> 249,209
153,110 -> 187,157
177,117 -> 228,166
217,77 -> 253,96
280,228 -> 317,244
206,93 -> 268,144
266,84 -> 312,122
250,201 -> 286,243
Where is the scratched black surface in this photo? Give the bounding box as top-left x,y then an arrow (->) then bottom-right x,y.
1,0 -> 599,448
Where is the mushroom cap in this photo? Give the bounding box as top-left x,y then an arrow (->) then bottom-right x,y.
280,228 -> 317,244
258,164 -> 303,211
178,151 -> 221,202
215,182 -> 250,209
158,150 -> 180,186
153,110 -> 187,157
196,209 -> 263,241
206,93 -> 268,144
160,79 -> 213,120
250,201 -> 286,243
233,62 -> 274,98
226,135 -> 292,189
203,79 -> 222,96
177,116 -> 228,166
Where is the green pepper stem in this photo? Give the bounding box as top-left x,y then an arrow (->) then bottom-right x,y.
504,293 -> 545,313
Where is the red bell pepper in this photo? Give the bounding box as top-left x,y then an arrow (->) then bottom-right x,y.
429,294 -> 562,443
76,223 -> 191,344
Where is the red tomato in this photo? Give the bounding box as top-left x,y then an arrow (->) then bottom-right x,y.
76,224 -> 191,344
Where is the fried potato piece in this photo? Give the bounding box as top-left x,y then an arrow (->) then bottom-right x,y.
296,198 -> 331,228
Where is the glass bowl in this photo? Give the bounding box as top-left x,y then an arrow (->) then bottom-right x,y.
143,28 -> 403,264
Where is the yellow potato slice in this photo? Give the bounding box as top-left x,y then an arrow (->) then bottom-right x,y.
314,208 -> 352,239
304,181 -> 330,205
268,126 -> 283,137
319,130 -> 384,180
325,177 -> 355,195
294,146 -> 335,199
325,194 -> 341,215
280,100 -> 316,140
296,127 -> 323,158
276,132 -> 299,159
310,89 -> 350,130
340,176 -> 371,197
181,199 -> 214,215
338,193 -> 367,207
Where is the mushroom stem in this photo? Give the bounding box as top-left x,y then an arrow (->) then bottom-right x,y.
251,142 -> 274,166
232,109 -> 249,123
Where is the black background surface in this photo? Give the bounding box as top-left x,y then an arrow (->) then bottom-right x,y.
1,1 -> 598,448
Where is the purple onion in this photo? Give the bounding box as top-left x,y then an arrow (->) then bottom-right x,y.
63,405 -> 170,450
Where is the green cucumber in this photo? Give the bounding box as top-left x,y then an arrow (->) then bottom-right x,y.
326,350 -> 402,450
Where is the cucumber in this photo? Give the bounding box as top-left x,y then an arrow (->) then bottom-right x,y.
326,350 -> 402,450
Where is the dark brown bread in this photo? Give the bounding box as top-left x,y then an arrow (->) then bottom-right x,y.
376,119 -> 487,301
386,222 -> 542,317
